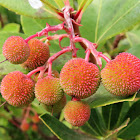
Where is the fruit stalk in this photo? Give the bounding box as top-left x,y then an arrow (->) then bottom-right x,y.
74,36 -> 111,67
47,47 -> 72,77
85,49 -> 91,62
25,22 -> 65,43
25,34 -> 38,43
74,36 -> 102,67
27,66 -> 45,78
99,53 -> 111,63
63,5 -> 77,57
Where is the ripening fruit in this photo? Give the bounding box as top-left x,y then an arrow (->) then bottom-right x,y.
43,95 -> 66,113
32,124 -> 38,131
32,114 -> 40,123
20,120 -> 29,131
33,70 -> 59,83
60,58 -> 100,99
35,76 -> 64,105
1,71 -> 35,107
2,36 -> 30,64
64,101 -> 91,126
101,52 -> 140,96
21,38 -> 50,70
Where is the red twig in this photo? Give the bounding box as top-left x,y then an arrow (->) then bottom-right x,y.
47,47 -> 72,77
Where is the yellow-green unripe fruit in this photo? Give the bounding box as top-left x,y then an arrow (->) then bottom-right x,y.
21,39 -> 50,70
1,71 -> 35,107
35,76 -> 64,105
2,36 -> 30,64
101,52 -> 140,96
43,95 -> 66,113
64,101 -> 91,126
60,58 -> 100,99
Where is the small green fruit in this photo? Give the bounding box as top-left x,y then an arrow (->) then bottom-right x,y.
35,76 -> 64,105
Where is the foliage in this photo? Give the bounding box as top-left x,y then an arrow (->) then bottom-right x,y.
0,0 -> 140,139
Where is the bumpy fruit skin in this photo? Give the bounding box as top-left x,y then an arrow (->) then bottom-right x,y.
21,38 -> 50,70
43,95 -> 66,113
2,36 -> 30,64
64,101 -> 91,126
101,52 -> 140,96
35,76 -> 64,105
60,58 -> 100,99
1,71 -> 35,107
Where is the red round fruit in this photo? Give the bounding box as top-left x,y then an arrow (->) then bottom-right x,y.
21,38 -> 50,70
101,52 -> 140,96
2,36 -> 30,64
64,101 -> 91,126
60,58 -> 100,99
20,120 -> 29,131
32,124 -> 38,131
1,71 -> 35,107
32,114 -> 40,123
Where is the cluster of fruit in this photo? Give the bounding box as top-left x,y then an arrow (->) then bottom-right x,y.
1,34 -> 140,127
20,113 -> 40,132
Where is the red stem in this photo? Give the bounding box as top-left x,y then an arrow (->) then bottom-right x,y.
99,53 -> 111,63
85,49 -> 91,62
25,34 -> 38,43
74,8 -> 83,21
64,0 -> 70,6
74,37 -> 102,68
37,22 -> 65,36
47,47 -> 72,77
27,66 -> 45,78
64,6 -> 77,57
25,23 -> 65,43
74,36 -> 111,67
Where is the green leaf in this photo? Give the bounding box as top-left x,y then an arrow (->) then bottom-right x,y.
0,0 -> 51,18
80,0 -> 140,44
118,100 -> 140,139
0,54 -> 28,79
102,103 -> 123,130
126,30 -> 140,46
127,45 -> 140,59
52,52 -> 72,72
114,102 -> 131,128
53,0 -> 64,9
84,84 -> 137,108
40,0 -> 60,13
21,15 -> 60,36
1,23 -> 20,33
78,0 -> 94,11
40,113 -> 94,140
104,118 -> 130,140
80,108 -> 106,137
